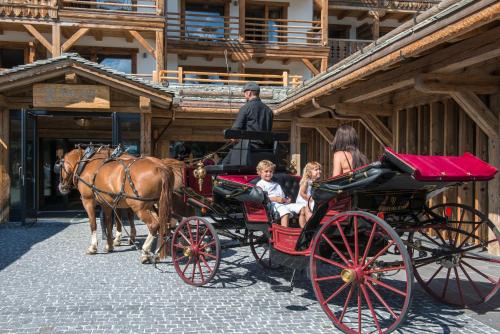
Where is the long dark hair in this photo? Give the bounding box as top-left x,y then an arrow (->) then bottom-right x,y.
331,125 -> 368,169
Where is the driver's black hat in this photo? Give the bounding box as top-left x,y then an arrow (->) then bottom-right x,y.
243,82 -> 260,93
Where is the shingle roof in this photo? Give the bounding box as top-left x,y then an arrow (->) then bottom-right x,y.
0,53 -> 174,96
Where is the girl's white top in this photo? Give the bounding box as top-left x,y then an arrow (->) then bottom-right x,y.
296,180 -> 312,206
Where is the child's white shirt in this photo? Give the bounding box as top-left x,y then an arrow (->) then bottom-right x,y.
256,179 -> 285,198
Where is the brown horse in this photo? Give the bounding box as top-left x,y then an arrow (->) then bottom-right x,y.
58,147 -> 174,263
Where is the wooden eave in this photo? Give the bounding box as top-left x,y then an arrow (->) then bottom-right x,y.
58,10 -> 165,30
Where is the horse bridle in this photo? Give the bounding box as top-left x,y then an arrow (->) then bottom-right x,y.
54,154 -> 81,191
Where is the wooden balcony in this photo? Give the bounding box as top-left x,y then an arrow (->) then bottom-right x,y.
156,68 -> 302,87
329,38 -> 372,64
329,0 -> 441,13
166,12 -> 324,47
60,0 -> 163,16
0,0 -> 58,20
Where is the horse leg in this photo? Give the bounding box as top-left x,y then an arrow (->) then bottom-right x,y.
102,205 -> 114,253
113,209 -> 122,247
82,197 -> 98,255
127,209 -> 136,245
136,208 -> 160,264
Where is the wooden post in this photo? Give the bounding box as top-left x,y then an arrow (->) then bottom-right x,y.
282,71 -> 288,87
155,30 -> 164,83
320,0 -> 328,46
443,99 -> 458,205
28,41 -> 36,63
475,125 -> 489,246
140,97 -> 152,156
488,93 -> 500,255
406,107 -> 418,154
290,119 -> 301,175
52,22 -> 61,57
177,66 -> 184,84
0,107 -> 9,224
239,0 -> 245,43
370,11 -> 380,39
320,58 -> 328,72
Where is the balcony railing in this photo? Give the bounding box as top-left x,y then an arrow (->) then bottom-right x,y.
330,0 -> 441,12
157,68 -> 302,87
166,12 -> 324,47
0,0 -> 58,19
61,0 -> 163,15
329,38 -> 372,64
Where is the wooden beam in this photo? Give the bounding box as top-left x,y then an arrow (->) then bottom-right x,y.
488,93 -> 500,255
23,24 -> 52,53
335,103 -> 394,116
290,119 -> 301,175
61,27 -> 90,52
320,58 -> 328,72
302,58 -> 320,76
141,113 -> 152,155
139,96 -> 152,113
415,73 -> 500,94
239,0 -> 245,42
450,91 -> 498,139
316,126 -> 334,144
321,0 -> 328,46
359,114 -> 393,147
129,30 -> 156,59
155,30 -> 164,83
296,118 -> 340,128
93,29 -> 103,41
65,72 -> 78,84
52,23 -> 61,57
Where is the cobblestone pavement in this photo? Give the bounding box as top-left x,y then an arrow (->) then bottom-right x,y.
0,217 -> 498,334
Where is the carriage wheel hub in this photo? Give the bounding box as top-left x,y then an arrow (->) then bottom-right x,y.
183,246 -> 194,257
341,268 -> 357,283
440,254 -> 461,268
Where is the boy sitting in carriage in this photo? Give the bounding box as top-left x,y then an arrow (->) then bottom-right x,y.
255,160 -> 305,227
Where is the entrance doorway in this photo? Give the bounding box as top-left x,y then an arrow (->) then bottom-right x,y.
9,110 -> 140,222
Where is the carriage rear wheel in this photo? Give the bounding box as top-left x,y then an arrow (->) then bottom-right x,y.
171,216 -> 221,286
409,203 -> 500,307
310,211 -> 413,334
249,230 -> 280,269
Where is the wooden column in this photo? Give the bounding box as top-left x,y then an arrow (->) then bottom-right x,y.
140,96 -> 152,156
52,23 -> 61,57
443,99 -> 458,205
320,0 -> 328,46
290,119 -> 301,175
155,30 -> 164,83
370,11 -> 380,39
488,93 -> 500,255
0,107 -> 9,224
239,0 -> 245,42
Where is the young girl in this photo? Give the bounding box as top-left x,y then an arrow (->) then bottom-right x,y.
331,125 -> 368,177
297,162 -> 322,227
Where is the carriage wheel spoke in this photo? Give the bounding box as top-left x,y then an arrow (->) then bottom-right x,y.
365,265 -> 405,274
323,281 -> 350,305
321,233 -> 350,265
354,217 -> 359,266
182,257 -> 192,274
461,260 -> 497,284
420,231 -> 444,248
199,251 -> 217,260
457,223 -> 482,248
365,276 -> 407,297
179,231 -> 191,245
360,284 -> 382,334
425,265 -> 444,286
452,208 -> 466,246
433,228 -> 448,246
191,260 -> 196,281
313,254 -> 347,269
441,268 -> 451,299
173,255 -> 187,263
338,284 -> 355,322
454,267 -> 465,305
173,243 -> 187,249
335,221 -> 355,262
357,286 -> 362,333
200,255 -> 213,274
194,220 -> 200,245
197,260 -> 205,282
314,275 -> 341,282
363,240 -> 395,269
187,222 -> 194,244
459,264 -> 484,300
361,223 -> 378,265
197,227 -> 209,247
462,254 -> 500,264
200,240 -> 216,250
366,281 -> 398,319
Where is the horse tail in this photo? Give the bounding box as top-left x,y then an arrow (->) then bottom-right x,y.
158,165 -> 174,259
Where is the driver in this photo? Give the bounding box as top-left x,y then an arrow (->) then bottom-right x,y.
222,82 -> 274,164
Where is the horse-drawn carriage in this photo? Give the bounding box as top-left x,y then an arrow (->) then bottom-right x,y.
57,130 -> 499,334
171,130 -> 499,334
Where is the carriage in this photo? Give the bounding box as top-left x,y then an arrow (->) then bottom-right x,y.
169,129 -> 499,334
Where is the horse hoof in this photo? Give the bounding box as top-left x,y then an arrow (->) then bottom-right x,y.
128,239 -> 135,246
86,246 -> 97,255
104,245 -> 114,253
140,255 -> 150,264
113,239 -> 121,247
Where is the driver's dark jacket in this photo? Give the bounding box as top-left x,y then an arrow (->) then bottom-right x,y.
232,98 -> 273,148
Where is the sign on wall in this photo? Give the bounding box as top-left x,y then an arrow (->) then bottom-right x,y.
33,83 -> 110,109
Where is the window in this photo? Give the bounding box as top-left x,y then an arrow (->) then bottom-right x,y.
184,1 -> 227,40
246,1 -> 288,43
98,55 -> 133,74
0,49 -> 24,69
72,47 -> 137,74
181,66 -> 228,85
329,24 -> 350,39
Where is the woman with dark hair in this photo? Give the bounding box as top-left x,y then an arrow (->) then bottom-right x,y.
331,124 -> 368,177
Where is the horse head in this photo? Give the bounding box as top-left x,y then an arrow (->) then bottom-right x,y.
56,148 -> 83,195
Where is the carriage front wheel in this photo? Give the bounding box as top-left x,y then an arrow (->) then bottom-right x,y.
171,216 -> 221,286
310,211 -> 413,334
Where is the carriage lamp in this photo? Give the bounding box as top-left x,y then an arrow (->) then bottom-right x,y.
193,161 -> 207,192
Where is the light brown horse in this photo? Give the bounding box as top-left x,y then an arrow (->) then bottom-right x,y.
58,147 -> 174,263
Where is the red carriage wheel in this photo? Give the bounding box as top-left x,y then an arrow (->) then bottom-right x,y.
310,211 -> 413,334
409,203 -> 500,307
171,216 -> 221,286
249,230 -> 280,269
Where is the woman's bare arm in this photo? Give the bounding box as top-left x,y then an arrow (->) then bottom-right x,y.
299,182 -> 309,201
